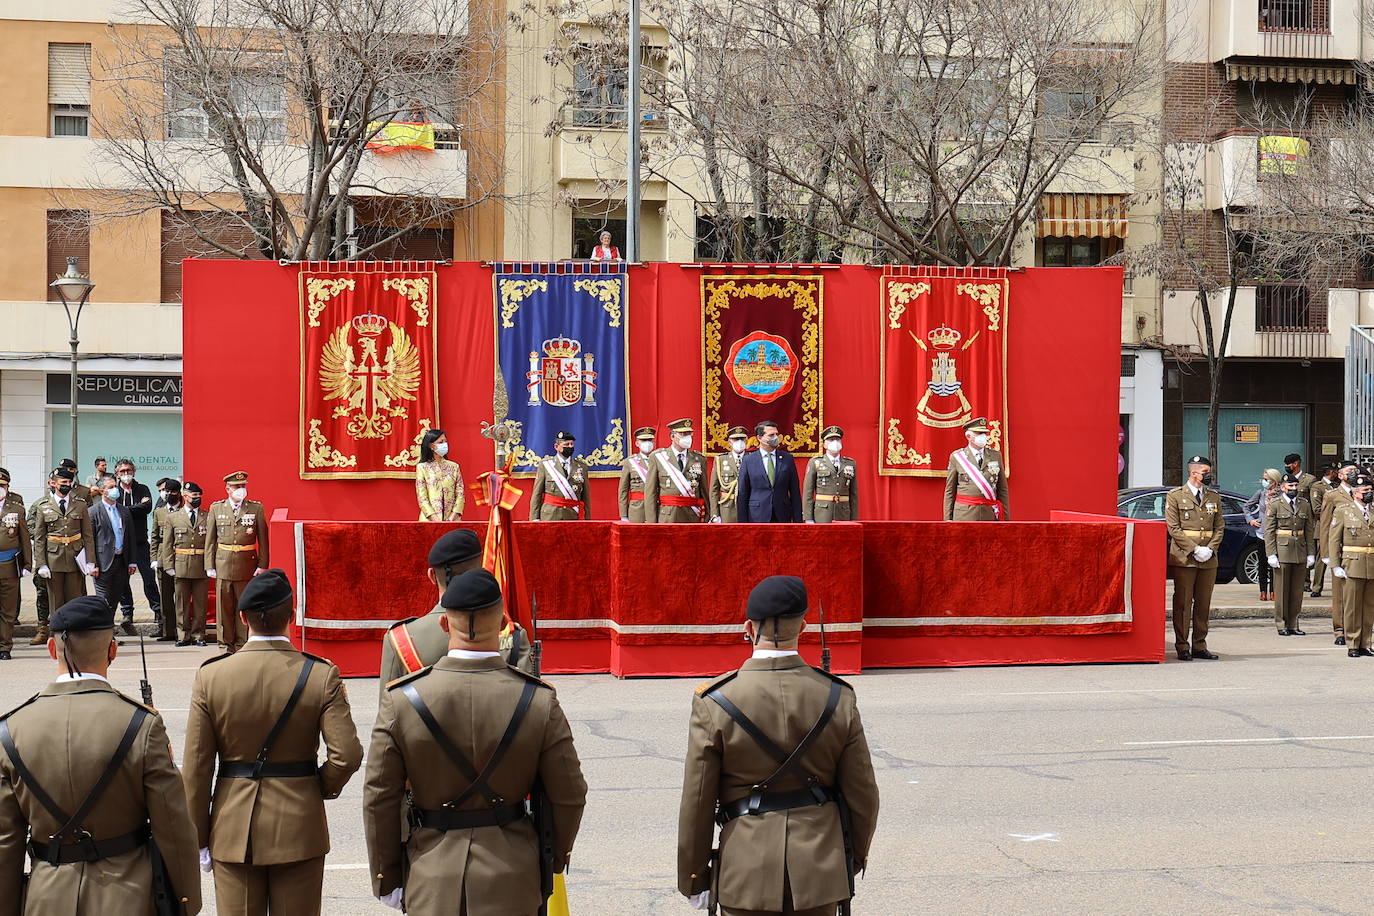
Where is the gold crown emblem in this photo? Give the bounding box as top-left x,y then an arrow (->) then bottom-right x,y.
351,313 -> 388,336
928,324 -> 962,350
542,336 -> 581,358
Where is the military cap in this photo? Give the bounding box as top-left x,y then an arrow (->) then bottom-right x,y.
184,481 -> 203,493
441,568 -> 503,612
633,426 -> 656,440
667,418 -> 694,433
238,568 -> 293,612
58,458 -> 78,471
1282,472 -> 1301,484
51,596 -> 115,633
1340,457 -> 1359,469
963,417 -> 990,433
727,426 -> 749,440
0,467 -> 10,485
1284,453 -> 1303,464
821,425 -> 844,440
164,479 -> 182,493
555,430 -> 576,442
428,528 -> 482,568
1355,474 -> 1373,489
223,470 -> 249,485
746,575 -> 808,621
1322,462 -> 1338,471
1187,455 -> 1212,467
55,467 -> 76,481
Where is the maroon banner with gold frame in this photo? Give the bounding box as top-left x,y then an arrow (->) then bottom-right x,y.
300,266 -> 439,479
701,275 -> 823,454
879,272 -> 1008,477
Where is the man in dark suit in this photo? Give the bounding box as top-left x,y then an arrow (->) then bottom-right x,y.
88,473 -> 138,625
737,420 -> 803,523
113,458 -> 159,631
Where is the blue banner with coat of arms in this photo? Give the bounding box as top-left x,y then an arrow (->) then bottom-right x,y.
495,273 -> 628,475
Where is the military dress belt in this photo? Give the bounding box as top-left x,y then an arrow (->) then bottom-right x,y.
218,543 -> 258,552
175,548 -> 205,555
218,759 -> 319,779
1276,529 -> 1303,536
1343,546 -> 1374,554
29,823 -> 150,866
717,785 -> 837,824
46,534 -> 82,545
412,801 -> 528,831
815,494 -> 850,503
1178,529 -> 1212,537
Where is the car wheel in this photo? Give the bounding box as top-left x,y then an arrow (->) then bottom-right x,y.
1237,542 -> 1261,586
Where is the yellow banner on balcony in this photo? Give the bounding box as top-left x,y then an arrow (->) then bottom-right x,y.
366,121 -> 436,153
1258,135 -> 1310,175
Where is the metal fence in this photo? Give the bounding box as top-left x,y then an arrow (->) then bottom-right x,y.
1348,325 -> 1374,465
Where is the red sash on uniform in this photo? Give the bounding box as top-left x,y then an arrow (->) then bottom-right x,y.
628,490 -> 645,502
388,623 -> 424,674
955,493 -> 1002,518
544,494 -> 584,517
660,494 -> 707,521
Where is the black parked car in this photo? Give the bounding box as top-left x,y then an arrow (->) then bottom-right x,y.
1117,487 -> 1260,585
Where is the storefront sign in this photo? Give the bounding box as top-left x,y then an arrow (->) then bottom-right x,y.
47,374 -> 182,407
1234,424 -> 1260,444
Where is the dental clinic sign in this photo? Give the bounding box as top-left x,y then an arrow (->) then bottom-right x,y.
46,374 -> 182,408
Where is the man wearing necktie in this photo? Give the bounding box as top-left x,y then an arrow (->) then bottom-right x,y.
169,481 -> 211,646
942,417 -> 1009,521
803,425 -> 859,523
529,430 -> 592,521
1331,474 -> 1374,657
645,418 -> 709,523
88,473 -> 139,617
1164,456 -> 1226,661
737,421 -> 802,523
1264,471 -> 1316,636
31,466 -> 95,612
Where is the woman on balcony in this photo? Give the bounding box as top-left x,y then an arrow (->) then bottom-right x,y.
415,428 -> 464,522
1245,468 -> 1282,601
590,229 -> 621,261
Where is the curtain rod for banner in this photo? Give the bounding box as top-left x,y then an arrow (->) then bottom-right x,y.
278,259 -> 452,269
482,260 -> 639,273
877,264 -> 1024,276
679,263 -> 842,270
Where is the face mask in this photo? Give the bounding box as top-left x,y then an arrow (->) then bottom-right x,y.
231,487 -> 247,501
677,436 -> 693,450
638,440 -> 654,455
434,442 -> 449,457
825,440 -> 842,455
559,446 -> 574,458
1262,480 -> 1272,489
762,435 -> 779,448
58,484 -> 72,495
971,433 -> 989,448
1201,472 -> 1215,486
1343,470 -> 1357,482
188,496 -> 202,507
731,440 -> 747,454
119,473 -> 133,484
1363,492 -> 1374,505
0,487 -> 6,500
104,486 -> 119,500
166,493 -> 182,505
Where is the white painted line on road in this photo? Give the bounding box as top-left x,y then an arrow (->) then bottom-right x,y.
324,863 -> 369,871
1125,735 -> 1374,747
1008,833 -> 1060,842
973,687 -> 1249,697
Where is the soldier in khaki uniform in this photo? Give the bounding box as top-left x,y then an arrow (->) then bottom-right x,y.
710,426 -> 749,524
1263,472 -> 1316,636
1308,463 -> 1339,596
148,480 -> 183,642
204,470 -> 270,652
0,468 -> 33,661
182,570 -> 362,915
33,466 -> 95,611
618,426 -> 656,522
364,569 -> 588,915
942,417 -> 1009,521
1165,456 -> 1226,660
678,576 -> 880,916
529,431 -> 592,521
804,426 -> 859,524
645,418 -> 710,523
0,595 -> 202,915
378,529 -> 531,701
170,482 -> 211,647
58,458 -> 93,507
26,473 -> 59,645
1320,459 -> 1358,644
1330,474 -> 1374,657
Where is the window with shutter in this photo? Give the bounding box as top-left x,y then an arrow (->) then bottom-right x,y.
49,44 -> 92,138
47,211 -> 90,302
160,211 -> 266,302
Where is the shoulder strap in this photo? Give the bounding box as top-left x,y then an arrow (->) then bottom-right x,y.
388,623 -> 425,674
401,679 -> 538,809
251,658 -> 316,778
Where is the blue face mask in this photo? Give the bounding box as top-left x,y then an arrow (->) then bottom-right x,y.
434,442 -> 449,457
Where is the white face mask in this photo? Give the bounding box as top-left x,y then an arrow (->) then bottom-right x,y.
971,433 -> 989,449
1262,479 -> 1273,489
0,487 -> 7,499
231,487 -> 247,502
434,442 -> 449,457
638,440 -> 654,454
676,435 -> 693,451
731,440 -> 747,454
118,473 -> 134,484
825,440 -> 842,456
104,486 -> 120,500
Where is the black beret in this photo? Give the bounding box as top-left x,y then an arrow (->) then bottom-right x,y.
51,596 -> 115,633
442,568 -> 503,612
1356,475 -> 1373,489
184,481 -> 203,493
428,529 -> 482,568
55,467 -> 76,481
1340,457 -> 1359,468
164,479 -> 182,492
555,430 -> 576,442
1284,453 -> 1303,464
1282,472 -> 1301,484
746,575 -> 808,621
1187,455 -> 1213,467
238,569 -> 293,612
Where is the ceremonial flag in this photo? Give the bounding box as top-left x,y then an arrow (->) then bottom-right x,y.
471,461 -> 529,631
299,265 -> 439,479
879,271 -> 1009,476
495,273 -> 629,475
701,275 -> 824,454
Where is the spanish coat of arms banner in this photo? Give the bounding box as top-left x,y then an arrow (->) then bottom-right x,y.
879,271 -> 1009,476
495,272 -> 629,476
701,275 -> 823,455
299,266 -> 439,479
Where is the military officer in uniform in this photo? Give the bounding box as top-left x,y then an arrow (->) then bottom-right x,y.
25,471 -> 60,645
645,418 -> 710,523
804,426 -> 859,524
148,479 -> 183,642
1263,472 -> 1316,636
58,458 -> 93,506
0,595 -> 202,914
1320,458 -> 1358,644
1166,456 -> 1226,660
170,482 -> 211,647
204,470 -> 270,652
1330,474 -> 1374,657
32,466 -> 95,612
364,569 -> 588,915
1309,463 -> 1337,596
942,417 -> 1009,521
678,576 -> 880,916
378,529 -> 532,700
710,426 -> 749,524
530,431 -> 592,521
0,468 -> 33,661
619,426 -> 657,522
182,570 -> 362,915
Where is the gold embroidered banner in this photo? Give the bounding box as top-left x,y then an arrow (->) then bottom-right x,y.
299,267 -> 439,479
879,272 -> 1008,476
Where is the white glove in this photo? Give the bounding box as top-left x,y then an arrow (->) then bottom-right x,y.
688,890 -> 710,910
1268,555 -> 1280,569
1324,557 -> 1332,566
207,569 -> 217,579
620,516 -> 629,522
1307,555 -> 1316,568
379,889 -> 403,910
805,519 -> 816,524
1192,546 -> 1213,562
150,560 -> 158,570
85,563 -> 98,576
252,567 -> 264,577
199,847 -> 212,873
21,568 -> 31,578
37,566 -> 50,578
711,516 -> 722,524
1334,566 -> 1348,579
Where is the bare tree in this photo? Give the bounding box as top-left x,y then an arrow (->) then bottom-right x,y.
93,0 -> 509,260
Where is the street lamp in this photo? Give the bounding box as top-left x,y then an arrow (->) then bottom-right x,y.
49,256 -> 94,465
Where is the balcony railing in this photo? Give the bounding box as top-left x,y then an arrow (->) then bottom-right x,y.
1255,282 -> 1329,355
1259,0 -> 1332,55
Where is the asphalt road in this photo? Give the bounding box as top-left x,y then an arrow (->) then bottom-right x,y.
4,623 -> 1373,915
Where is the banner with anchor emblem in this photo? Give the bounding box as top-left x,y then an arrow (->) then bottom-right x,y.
299,265 -> 439,479
494,272 -> 629,476
879,270 -> 1009,477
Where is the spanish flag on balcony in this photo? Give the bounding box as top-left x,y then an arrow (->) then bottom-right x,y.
1258,135 -> 1310,175
366,120 -> 436,153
